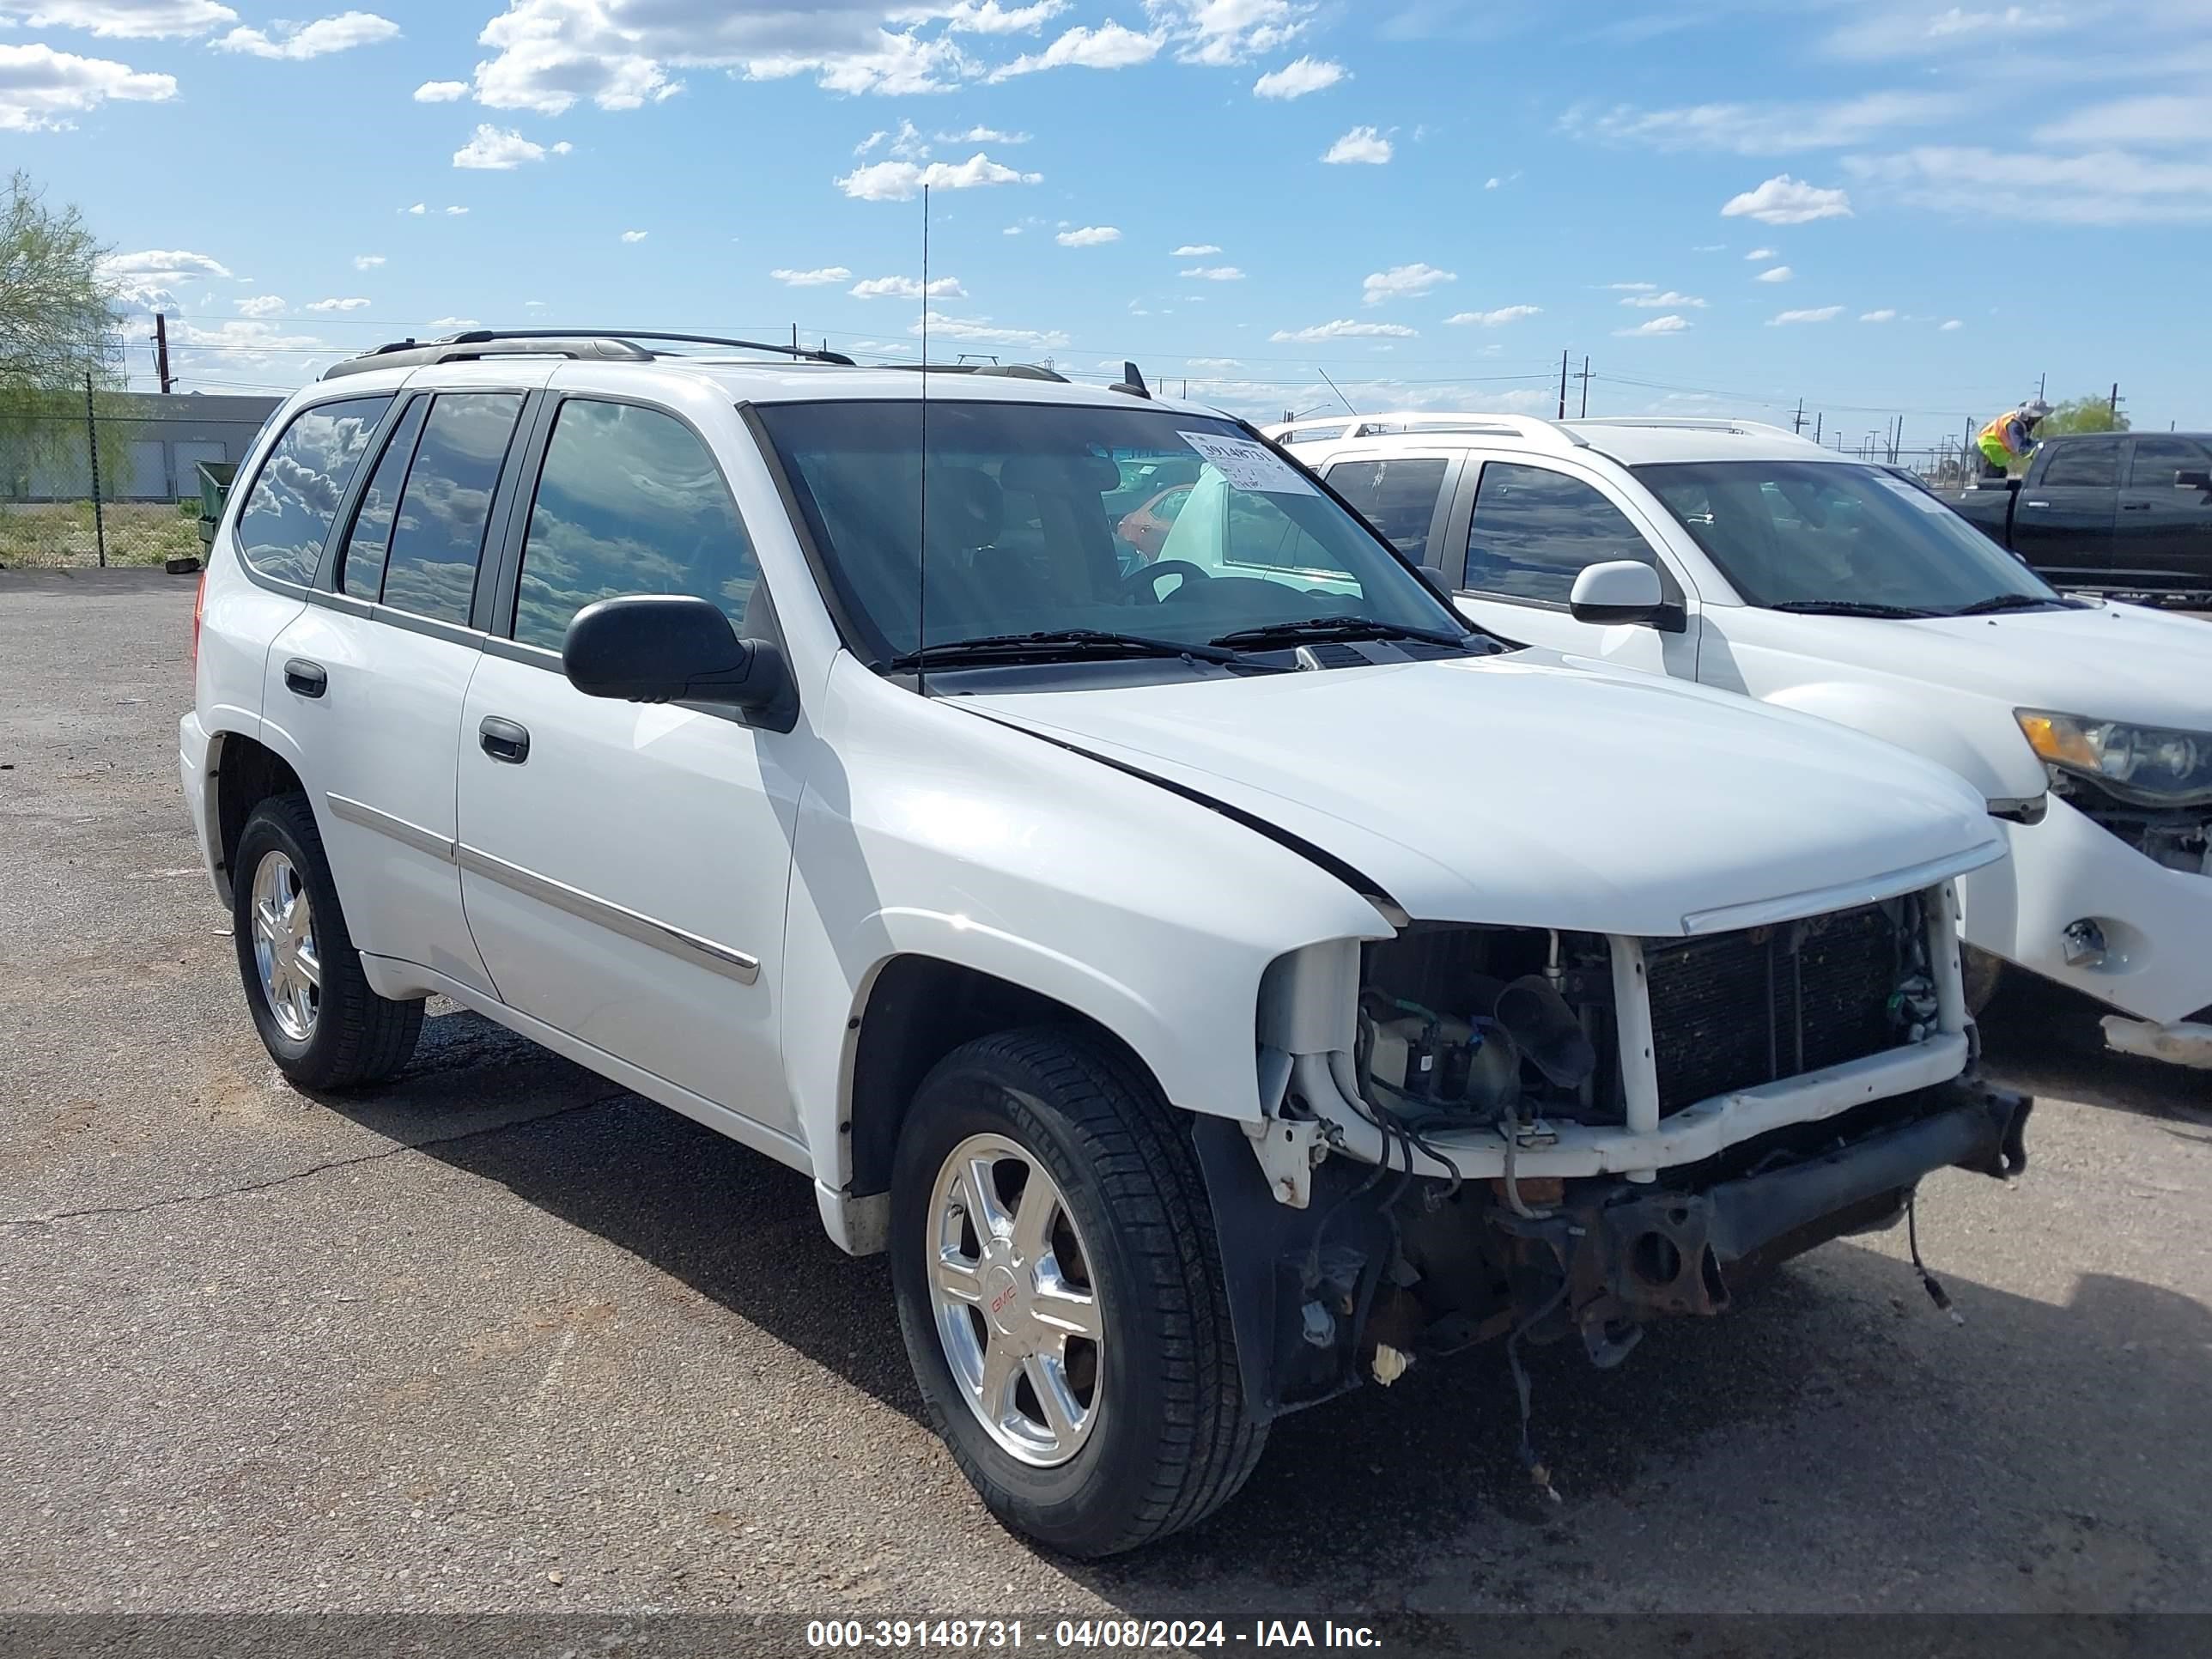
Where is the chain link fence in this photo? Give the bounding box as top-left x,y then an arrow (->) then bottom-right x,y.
1,393 -> 276,570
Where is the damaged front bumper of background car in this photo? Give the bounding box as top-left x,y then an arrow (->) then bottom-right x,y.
1199,875 -> 2033,1424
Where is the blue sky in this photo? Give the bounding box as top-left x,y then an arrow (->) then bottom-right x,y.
15,0 -> 2212,441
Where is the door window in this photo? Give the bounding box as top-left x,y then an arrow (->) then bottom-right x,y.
2039,441 -> 2119,488
338,398 -> 429,602
233,396 -> 392,585
1324,458 -> 1449,557
512,399 -> 760,653
1464,462 -> 1652,603
377,393 -> 525,624
2126,436 -> 2212,488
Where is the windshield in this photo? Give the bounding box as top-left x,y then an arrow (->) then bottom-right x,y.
753,399 -> 1462,665
1638,459 -> 2061,614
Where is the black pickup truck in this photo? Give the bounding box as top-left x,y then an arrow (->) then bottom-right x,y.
1944,431 -> 2212,602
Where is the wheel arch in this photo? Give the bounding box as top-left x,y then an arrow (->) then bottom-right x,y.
210,729 -> 306,908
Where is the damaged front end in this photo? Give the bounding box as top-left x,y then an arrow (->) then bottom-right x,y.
1200,883 -> 2033,1424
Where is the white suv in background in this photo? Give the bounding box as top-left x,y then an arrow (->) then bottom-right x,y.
1278,414 -> 2212,1066
182,337 -> 2027,1556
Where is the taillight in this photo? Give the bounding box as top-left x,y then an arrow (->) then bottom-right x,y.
191,566 -> 207,672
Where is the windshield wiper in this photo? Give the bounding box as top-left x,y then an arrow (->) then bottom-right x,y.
885,629 -> 1282,672
1945,592 -> 2063,617
1207,616 -> 1477,651
1765,600 -> 1940,619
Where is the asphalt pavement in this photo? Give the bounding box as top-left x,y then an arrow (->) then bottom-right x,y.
2,568 -> 2206,1618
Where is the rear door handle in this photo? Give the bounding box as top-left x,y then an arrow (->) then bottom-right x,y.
478,715 -> 531,764
283,659 -> 327,698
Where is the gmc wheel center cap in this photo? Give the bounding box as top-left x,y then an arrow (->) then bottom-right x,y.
982,1264 -> 1024,1335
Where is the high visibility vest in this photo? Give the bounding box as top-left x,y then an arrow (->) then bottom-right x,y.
1979,412 -> 2022,465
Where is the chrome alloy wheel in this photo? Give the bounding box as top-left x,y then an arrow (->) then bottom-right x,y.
249,849 -> 321,1042
927,1133 -> 1104,1468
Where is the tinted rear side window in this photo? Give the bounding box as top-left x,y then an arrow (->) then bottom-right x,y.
1325,458 -> 1449,557
379,392 -> 525,625
234,396 -> 392,584
2127,436 -> 2212,487
2040,441 -> 2119,489
512,399 -> 757,653
339,398 -> 428,602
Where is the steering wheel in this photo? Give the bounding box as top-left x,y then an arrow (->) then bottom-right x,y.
1122,560 -> 1213,604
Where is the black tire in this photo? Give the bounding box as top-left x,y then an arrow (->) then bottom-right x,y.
231,793 -> 422,1090
889,1028 -> 1265,1558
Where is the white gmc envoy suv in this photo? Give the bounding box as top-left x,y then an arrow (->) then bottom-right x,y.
181,332 -> 2028,1557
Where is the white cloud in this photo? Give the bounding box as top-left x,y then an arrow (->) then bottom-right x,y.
1447,305 -> 1541,326
620,228 -> 648,242
909,310 -> 1069,349
1185,356 -> 1240,369
854,128 -> 889,155
1170,242 -> 1222,256
1755,264 -> 1794,283
2037,95 -> 2212,151
1722,174 -> 1853,224
1253,55 -> 1342,100
414,78 -> 468,101
171,317 -> 326,358
1268,319 -> 1419,342
1768,306 -> 1844,325
1001,224 -> 1021,234
935,124 -> 1030,143
352,254 -> 385,270
1744,246 -> 1776,260
771,265 -> 854,287
1484,176 -> 1501,189
1180,264 -> 1245,280
306,296 -> 371,311
851,274 -> 966,298
1056,224 -> 1121,246
988,21 -> 1160,79
1844,145 -> 2212,226
1152,0 -> 1313,67
453,124 -> 567,169
214,10 -> 399,59
1614,314 -> 1690,337
234,294 -> 286,317
2,1 -> 235,38
1826,3 -> 2069,60
444,204 -> 469,215
1620,289 -> 1706,308
1603,282 -> 1656,291
0,41 -> 174,130
1940,318 -> 1963,331
99,249 -> 233,301
1565,90 -> 1958,155
1322,125 -> 1391,165
922,0 -> 1067,32
402,202 -> 426,215
1859,308 -> 1898,322
836,150 -> 1042,200
1361,262 -> 1454,305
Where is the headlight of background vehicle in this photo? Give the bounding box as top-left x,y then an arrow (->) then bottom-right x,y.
2016,709 -> 2212,806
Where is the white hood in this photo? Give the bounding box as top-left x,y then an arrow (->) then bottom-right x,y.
966,653 -> 2005,938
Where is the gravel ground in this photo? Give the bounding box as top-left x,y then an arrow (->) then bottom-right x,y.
1,568 -> 2207,1620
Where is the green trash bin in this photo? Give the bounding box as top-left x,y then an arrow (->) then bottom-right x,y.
194,460 -> 237,551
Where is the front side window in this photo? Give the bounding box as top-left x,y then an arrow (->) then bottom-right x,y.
379,392 -> 525,625
1464,462 -> 1653,604
513,399 -> 758,653
234,396 -> 392,584
1640,459 -> 2058,613
753,400 -> 1461,665
1326,458 -> 1449,558
2041,441 -> 2119,489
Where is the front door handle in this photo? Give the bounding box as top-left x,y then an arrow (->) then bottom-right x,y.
478,716 -> 531,764
2121,502 -> 2151,512
283,659 -> 327,698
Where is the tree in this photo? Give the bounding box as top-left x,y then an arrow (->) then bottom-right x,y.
2039,393 -> 2130,436
0,171 -> 126,491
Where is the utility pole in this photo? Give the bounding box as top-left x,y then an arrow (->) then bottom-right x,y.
2109,381 -> 2120,418
1813,412 -> 1822,444
2037,371 -> 2046,402
84,372 -> 106,569
1557,349 -> 1569,420
791,322 -> 799,355
1791,398 -> 1804,434
154,312 -> 173,396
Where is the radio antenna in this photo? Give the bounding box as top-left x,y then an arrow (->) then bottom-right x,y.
916,183 -> 930,697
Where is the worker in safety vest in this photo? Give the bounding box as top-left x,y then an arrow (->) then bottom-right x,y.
1977,398 -> 2051,477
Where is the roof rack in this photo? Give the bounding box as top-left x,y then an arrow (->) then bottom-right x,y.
882,362 -> 1071,382
1273,410 -> 1591,452
1566,416 -> 1809,442
321,328 -> 856,380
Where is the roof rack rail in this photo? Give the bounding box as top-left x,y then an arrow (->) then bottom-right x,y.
321,328 -> 857,380
1567,416 -> 1809,441
882,362 -> 1071,382
1272,410 -> 1590,452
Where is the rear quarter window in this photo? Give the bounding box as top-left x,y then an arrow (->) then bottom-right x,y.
233,396 -> 392,585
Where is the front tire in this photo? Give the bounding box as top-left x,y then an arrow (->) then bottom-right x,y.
232,793 -> 422,1090
889,1029 -> 1265,1557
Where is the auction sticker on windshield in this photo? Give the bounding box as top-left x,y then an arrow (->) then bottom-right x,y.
1178,431 -> 1316,496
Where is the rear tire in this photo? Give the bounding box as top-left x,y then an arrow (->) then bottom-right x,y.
889,1028 -> 1265,1558
232,793 -> 422,1090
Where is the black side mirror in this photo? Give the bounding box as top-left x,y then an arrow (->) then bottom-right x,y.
563,594 -> 797,730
